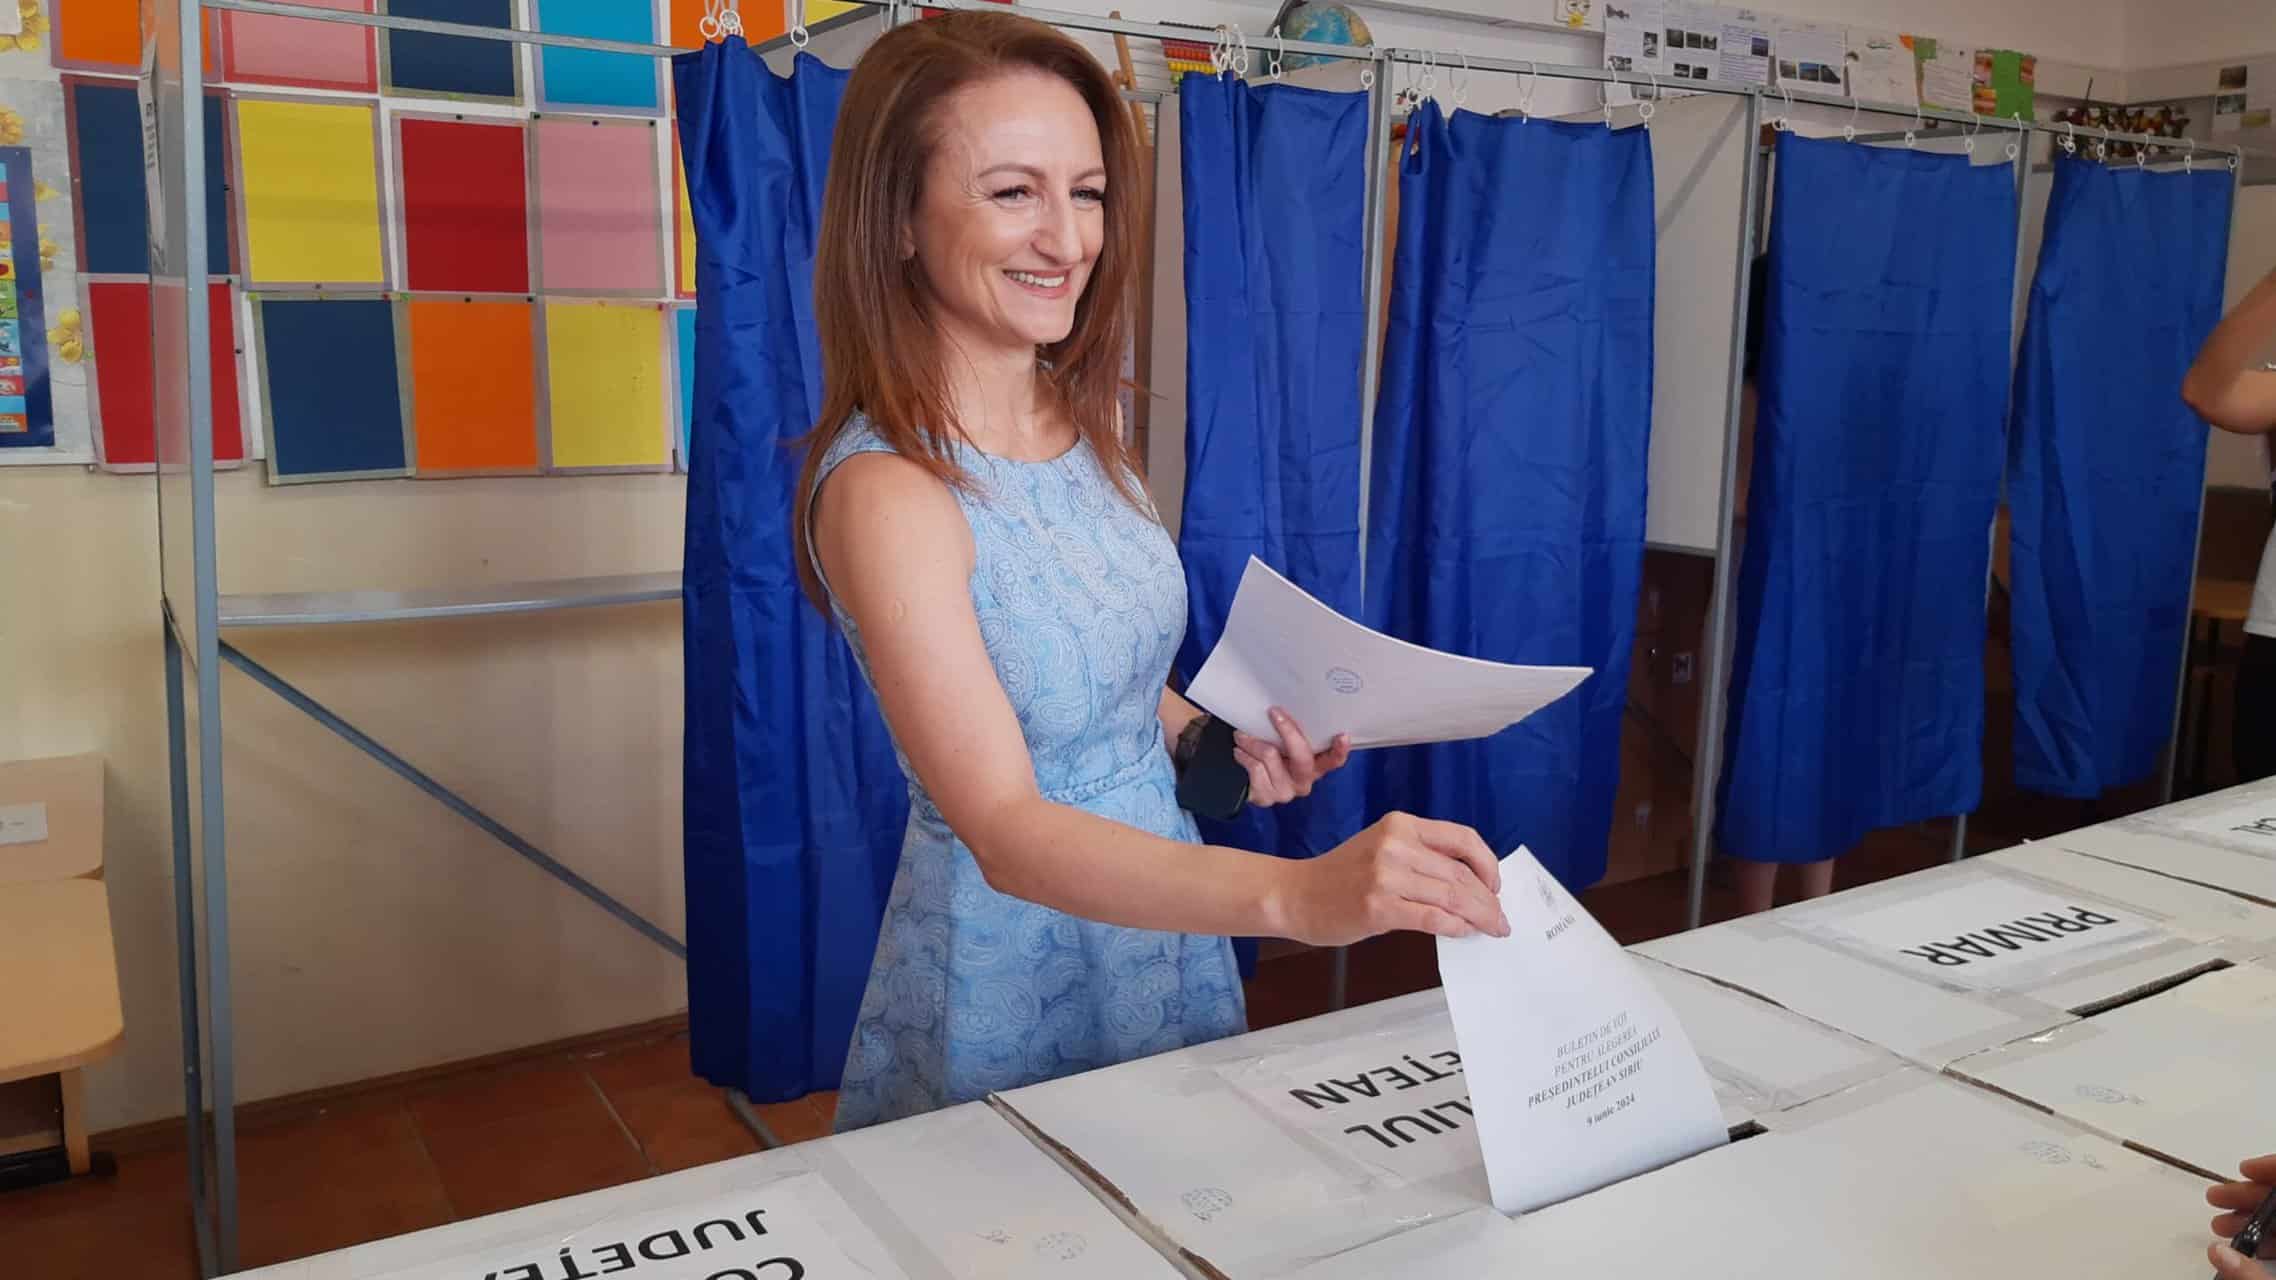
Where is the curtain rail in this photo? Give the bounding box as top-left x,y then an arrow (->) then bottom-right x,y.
203,0 -> 2247,160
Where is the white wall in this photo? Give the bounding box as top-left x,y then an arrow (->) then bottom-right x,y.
2124,0 -> 2276,73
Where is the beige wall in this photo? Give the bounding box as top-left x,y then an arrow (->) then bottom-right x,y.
0,465 -> 690,1134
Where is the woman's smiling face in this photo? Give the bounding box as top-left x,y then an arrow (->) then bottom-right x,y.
907,67 -> 1107,359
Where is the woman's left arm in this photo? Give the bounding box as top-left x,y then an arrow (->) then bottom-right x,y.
1161,687 -> 1352,807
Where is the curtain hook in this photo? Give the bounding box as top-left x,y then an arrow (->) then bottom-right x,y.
1268,25 -> 1284,81
2004,112 -> 2021,161
2060,119 -> 2077,155
1420,48 -> 1438,102
2184,136 -> 2196,173
1233,26 -> 1251,77
1453,49 -> 1471,111
1601,77 -> 1614,128
788,0 -> 809,47
719,0 -> 741,36
1775,82 -> 1794,132
1905,96 -> 1922,148
699,0 -> 720,41
1843,87 -> 1860,142
1359,50 -> 1375,91
1210,24 -> 1230,75
1519,60 -> 1537,121
1636,71 -> 1657,123
1962,109 -> 1980,155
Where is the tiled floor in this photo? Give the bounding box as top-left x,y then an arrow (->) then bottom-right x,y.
0,826 -> 1968,1280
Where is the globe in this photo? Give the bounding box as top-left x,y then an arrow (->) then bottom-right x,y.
1278,2 -> 1374,71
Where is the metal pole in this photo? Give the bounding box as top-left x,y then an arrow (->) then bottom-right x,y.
218,641 -> 690,960
726,1089 -> 787,1148
164,617 -> 216,1278
2162,158 -> 2246,803
1952,130 -> 2036,866
1330,55 -> 1393,1013
1685,94 -> 1764,932
172,0 -> 236,1262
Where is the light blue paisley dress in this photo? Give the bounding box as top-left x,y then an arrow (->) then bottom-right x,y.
810,415 -> 1249,1132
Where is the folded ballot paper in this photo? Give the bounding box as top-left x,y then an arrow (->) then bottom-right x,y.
1438,846 -> 1728,1215
1183,557 -> 1591,749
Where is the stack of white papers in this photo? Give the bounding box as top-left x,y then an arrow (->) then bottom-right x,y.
1437,846 -> 1728,1214
1184,558 -> 1591,749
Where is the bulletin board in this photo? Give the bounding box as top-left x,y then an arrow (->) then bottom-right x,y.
5,0 -> 798,475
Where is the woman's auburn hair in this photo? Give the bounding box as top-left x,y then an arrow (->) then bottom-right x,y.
794,10 -> 1149,611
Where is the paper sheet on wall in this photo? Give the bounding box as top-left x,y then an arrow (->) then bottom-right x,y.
1600,0 -> 1666,77
1714,8 -> 1771,87
1846,30 -> 1917,106
1974,50 -> 2035,120
1909,36 -> 1974,114
1661,1 -> 1722,87
1771,17 -> 1846,92
0,801 -> 47,845
1182,557 -> 1591,750
369,1176 -> 900,1280
1436,846 -> 1726,1215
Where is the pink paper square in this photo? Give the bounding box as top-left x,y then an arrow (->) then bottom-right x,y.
220,0 -> 376,92
535,118 -> 664,295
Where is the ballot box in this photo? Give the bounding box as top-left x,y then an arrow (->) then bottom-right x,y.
231,1101 -> 1180,1280
1947,958 -> 2276,1183
996,964 -> 1899,1277
2047,777 -> 2276,907
1636,850 -> 2256,1067
1284,1069 -> 2215,1280
1977,841 -> 2276,957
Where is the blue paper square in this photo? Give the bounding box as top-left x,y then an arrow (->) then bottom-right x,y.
387,0 -> 519,100
261,298 -> 407,477
537,0 -> 660,110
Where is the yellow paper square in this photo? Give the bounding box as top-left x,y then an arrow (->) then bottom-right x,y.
805,0 -> 863,21
236,99 -> 385,286
545,302 -> 668,469
676,152 -> 697,296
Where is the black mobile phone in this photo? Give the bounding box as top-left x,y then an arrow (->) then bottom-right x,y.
1175,716 -> 1251,822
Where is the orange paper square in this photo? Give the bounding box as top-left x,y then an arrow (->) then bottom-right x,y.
406,299 -> 539,472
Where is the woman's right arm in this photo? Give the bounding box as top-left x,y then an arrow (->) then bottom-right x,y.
813,452 -> 1509,945
2184,264 -> 2276,434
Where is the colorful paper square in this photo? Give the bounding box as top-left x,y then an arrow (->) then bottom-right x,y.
406,299 -> 539,473
673,140 -> 696,297
674,304 -> 696,466
533,118 -> 663,294
543,300 -> 666,469
669,0 -> 783,46
398,117 -> 529,294
221,0 -> 378,92
257,297 -> 406,479
70,81 -> 233,276
89,281 -> 245,467
536,0 -> 661,110
385,0 -> 519,100
235,98 -> 385,287
53,0 -> 139,70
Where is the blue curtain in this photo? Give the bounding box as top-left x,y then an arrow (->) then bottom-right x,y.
1364,103 -> 1654,890
2008,158 -> 2233,798
1716,134 -> 2016,863
1176,73 -> 1369,877
673,42 -> 904,1103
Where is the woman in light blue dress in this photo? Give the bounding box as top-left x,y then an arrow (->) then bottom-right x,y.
796,11 -> 1510,1132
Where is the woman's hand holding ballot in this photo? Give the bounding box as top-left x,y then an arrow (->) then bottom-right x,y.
1233,707 -> 1353,807
1276,812 -> 1511,947
2209,1154 -> 2276,1279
